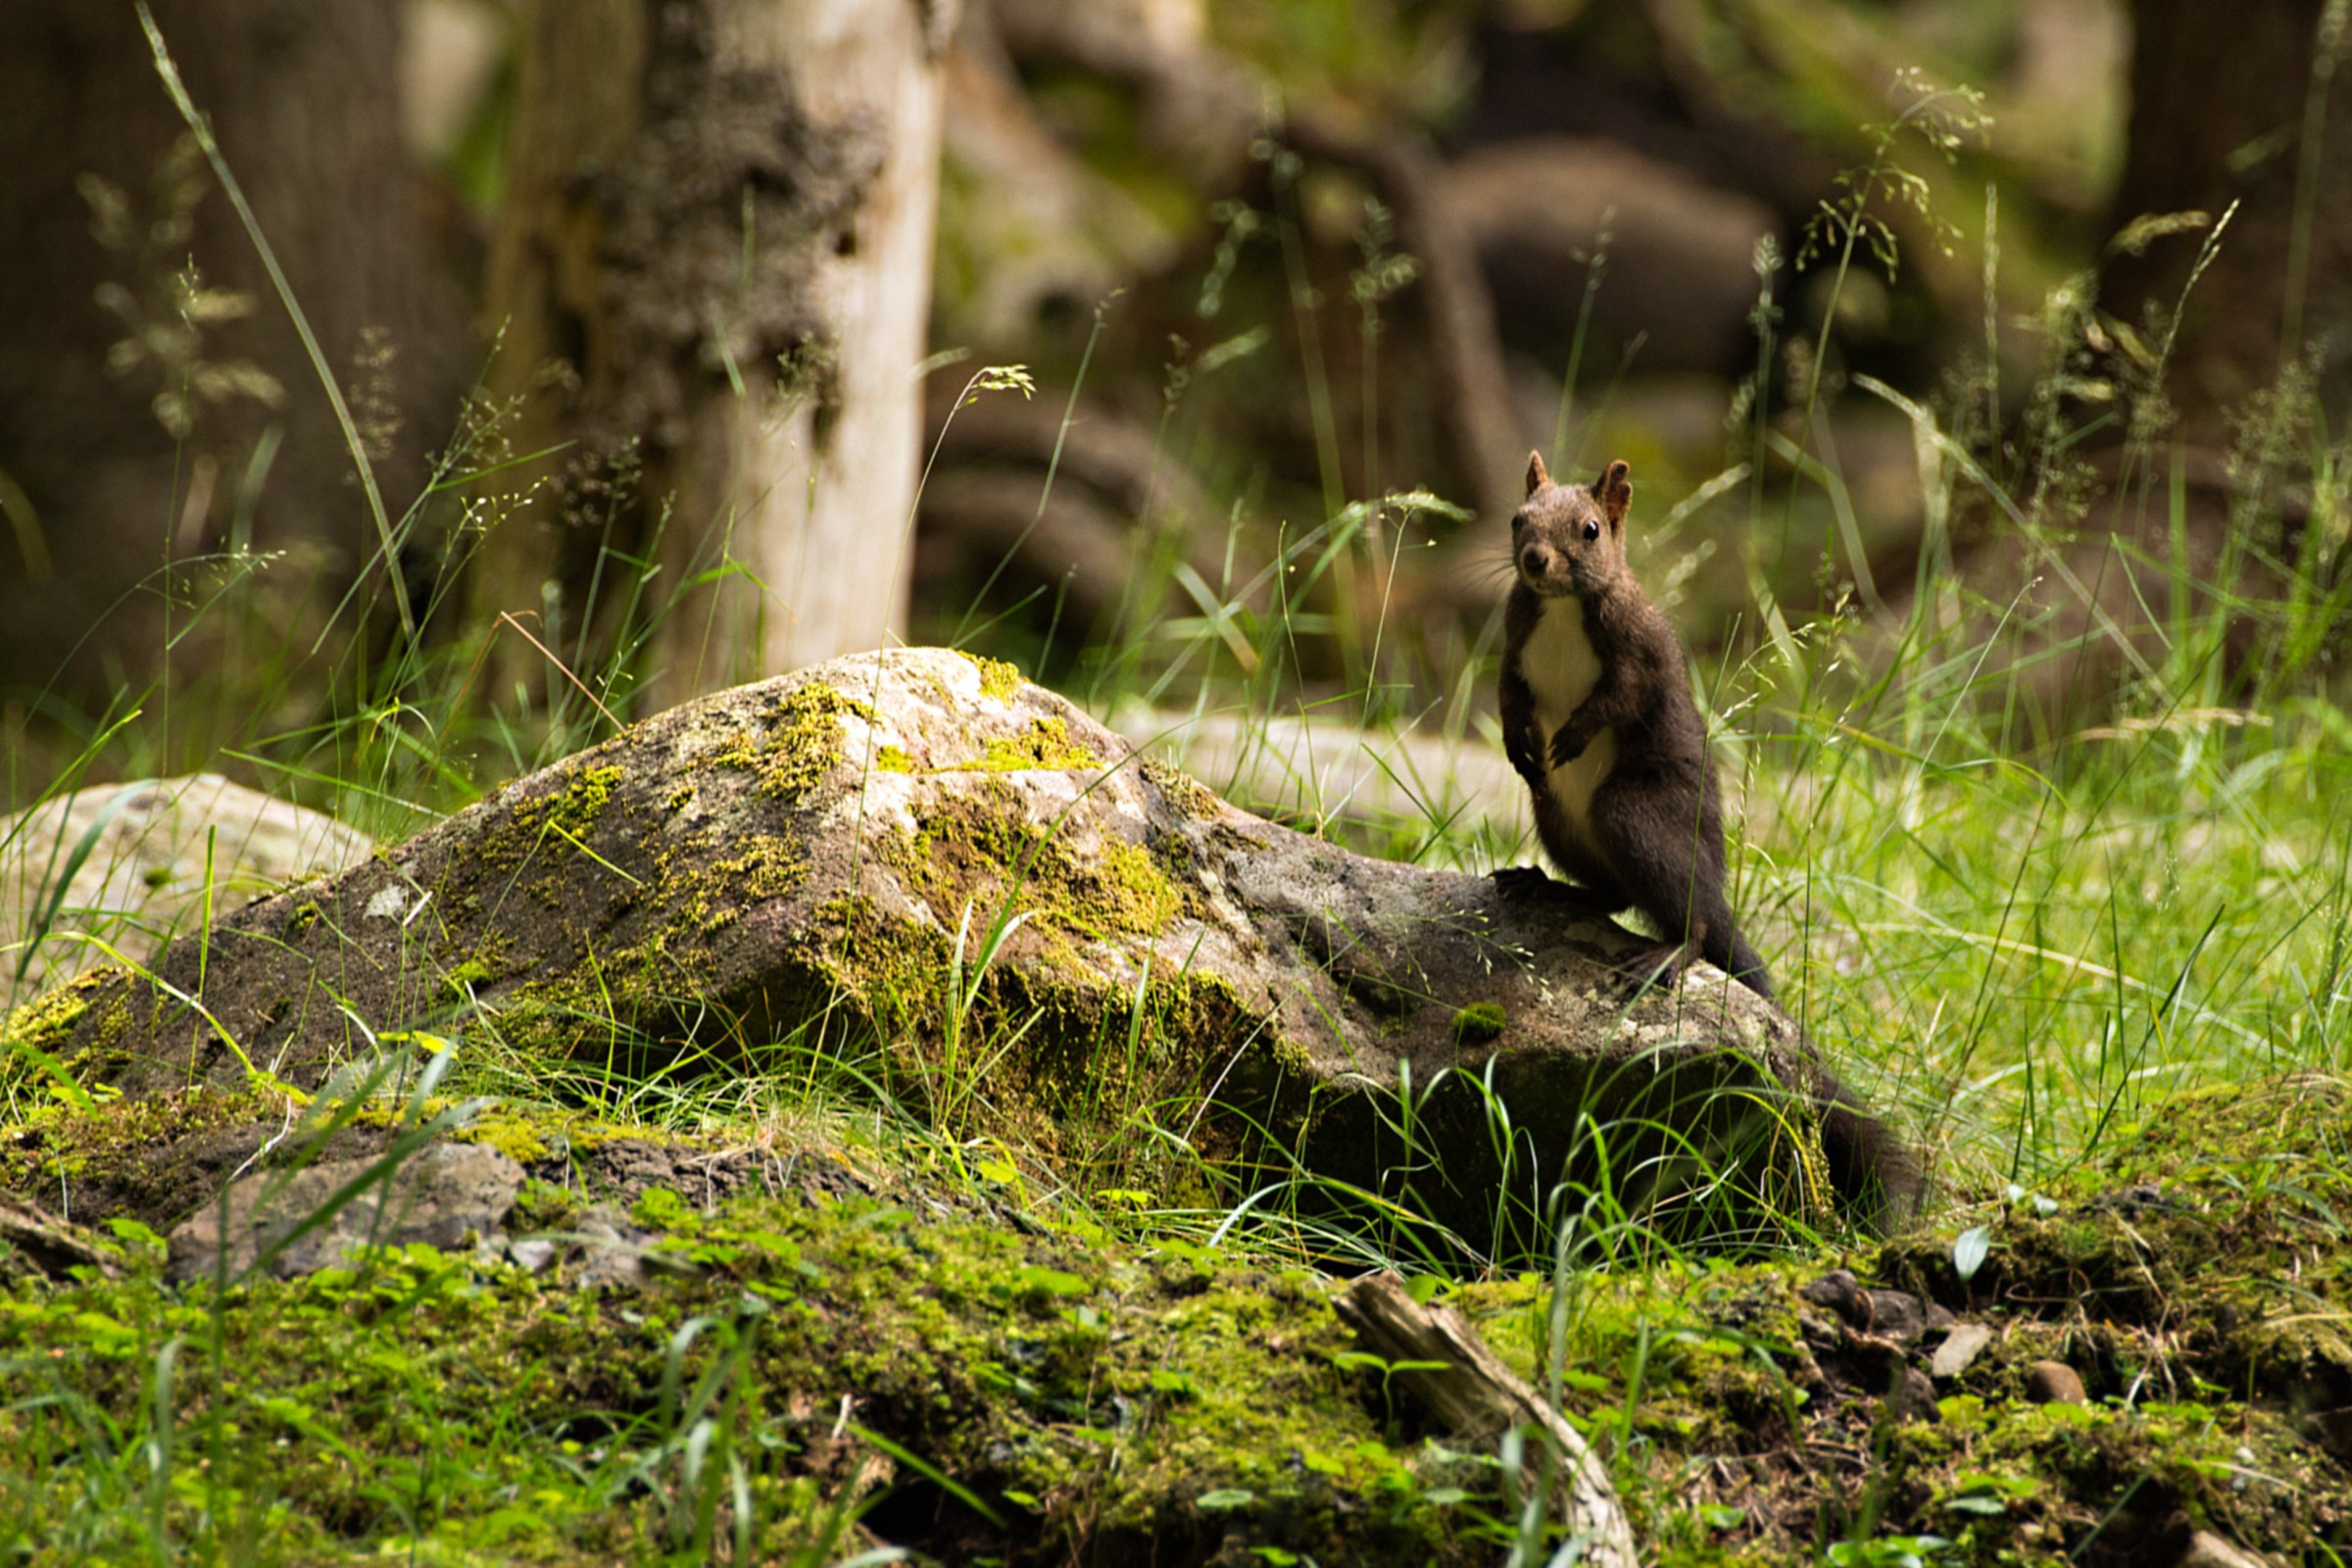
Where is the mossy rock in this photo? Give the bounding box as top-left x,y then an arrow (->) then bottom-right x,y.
1,649 -> 1900,1254
0,772 -> 372,1006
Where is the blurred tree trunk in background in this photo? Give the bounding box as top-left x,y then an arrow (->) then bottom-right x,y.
0,0 -> 462,707
2103,0 -> 2350,432
1953,0 -> 2350,723
469,0 -> 950,714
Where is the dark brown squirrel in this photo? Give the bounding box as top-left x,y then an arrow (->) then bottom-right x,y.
1495,451 -> 1770,997
1494,452 -> 1923,1227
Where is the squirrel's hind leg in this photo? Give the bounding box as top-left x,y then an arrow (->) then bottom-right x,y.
1492,865 -> 1623,918
1610,939 -> 1694,994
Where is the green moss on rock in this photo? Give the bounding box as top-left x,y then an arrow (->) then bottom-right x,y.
708,681 -> 876,804
439,956 -> 501,1002
1,969 -> 112,1062
514,762 -> 625,846
704,836 -> 810,919
966,716 -> 1105,772
960,652 -> 1024,702
1140,755 -> 1220,818
886,779 -> 1190,943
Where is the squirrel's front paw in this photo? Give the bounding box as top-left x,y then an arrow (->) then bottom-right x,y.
1506,726 -> 1549,784
1547,727 -> 1590,768
1492,865 -> 1554,899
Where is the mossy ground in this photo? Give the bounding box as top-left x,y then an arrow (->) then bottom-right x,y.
0,967 -> 110,1083
1444,1256 -> 2342,1564
1419,1073 -> 2352,1564
10,654 -> 2349,1561
0,1103 -> 1510,1566
7,1072 -> 2352,1563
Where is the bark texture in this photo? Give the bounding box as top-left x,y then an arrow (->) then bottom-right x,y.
2104,0 -> 2352,426
1335,1275 -> 1638,1568
1876,3 -> 2350,720
470,0 -> 948,711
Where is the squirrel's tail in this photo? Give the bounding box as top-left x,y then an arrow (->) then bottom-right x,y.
1712,931 -> 1774,1001
1812,1068 -> 1927,1233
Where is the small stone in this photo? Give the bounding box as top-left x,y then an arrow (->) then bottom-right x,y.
1795,1308 -> 1845,1349
1798,1271 -> 1931,1342
1861,1289 -> 1927,1345
2177,1529 -> 2275,1568
1800,1268 -> 1868,1326
2025,1360 -> 2086,1404
568,1202 -> 666,1290
1888,1366 -> 1940,1424
168,1141 -> 525,1283
508,1238 -> 558,1272
1930,1322 -> 1996,1379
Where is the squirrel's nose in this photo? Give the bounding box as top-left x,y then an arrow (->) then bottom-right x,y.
1519,544 -> 1548,577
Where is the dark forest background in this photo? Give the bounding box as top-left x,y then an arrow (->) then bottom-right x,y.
1,0 -> 2345,803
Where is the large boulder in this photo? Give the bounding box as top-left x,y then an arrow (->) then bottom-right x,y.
2,649 -> 1910,1251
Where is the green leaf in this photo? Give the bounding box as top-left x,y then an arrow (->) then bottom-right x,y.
1952,1225 -> 1991,1282
1941,1494 -> 2009,1515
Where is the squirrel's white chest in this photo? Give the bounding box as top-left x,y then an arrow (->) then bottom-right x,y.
1521,596 -> 1602,726
1520,595 -> 1617,843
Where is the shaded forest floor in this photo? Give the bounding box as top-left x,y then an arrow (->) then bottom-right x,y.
5,1064 -> 2352,1564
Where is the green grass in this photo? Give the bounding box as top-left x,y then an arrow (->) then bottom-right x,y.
1754,688 -> 2351,1193
7,28 -> 2346,1235
5,23 -> 2352,1564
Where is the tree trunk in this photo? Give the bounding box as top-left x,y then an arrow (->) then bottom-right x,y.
2103,0 -> 2351,429
1893,1 -> 2349,723
469,0 -> 949,715
0,0 -> 461,704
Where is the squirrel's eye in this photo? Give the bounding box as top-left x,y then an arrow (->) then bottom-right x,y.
1582,519 -> 1600,542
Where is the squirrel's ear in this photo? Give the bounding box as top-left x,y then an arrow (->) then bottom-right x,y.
1592,460 -> 1632,526
1525,450 -> 1550,498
